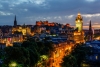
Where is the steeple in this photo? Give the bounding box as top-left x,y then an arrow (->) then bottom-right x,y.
88,20 -> 93,41
14,15 -> 17,26
15,15 -> 16,21
89,20 -> 92,31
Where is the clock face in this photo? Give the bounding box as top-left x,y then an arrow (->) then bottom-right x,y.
78,20 -> 80,22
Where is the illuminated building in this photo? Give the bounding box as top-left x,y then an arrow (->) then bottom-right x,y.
12,16 -> 31,36
59,24 -> 74,41
36,20 -> 55,26
74,13 -> 85,43
75,12 -> 83,32
12,25 -> 31,36
48,23 -> 55,26
36,21 -> 48,26
66,23 -> 70,27
74,31 -> 84,43
35,20 -> 57,35
33,25 -> 42,34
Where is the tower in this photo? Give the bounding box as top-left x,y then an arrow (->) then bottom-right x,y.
14,15 -> 17,26
75,12 -> 83,32
74,12 -> 85,43
88,20 -> 93,41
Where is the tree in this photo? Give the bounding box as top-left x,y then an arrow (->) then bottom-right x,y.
0,47 -> 3,59
3,46 -> 30,67
61,55 -> 77,67
36,41 -> 45,54
21,37 -> 55,67
61,43 -> 92,67
71,44 -> 91,67
21,40 -> 40,67
43,41 -> 54,55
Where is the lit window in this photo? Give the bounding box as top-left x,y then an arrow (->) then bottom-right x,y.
96,56 -> 98,60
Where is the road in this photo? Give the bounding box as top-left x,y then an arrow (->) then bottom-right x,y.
48,42 -> 75,67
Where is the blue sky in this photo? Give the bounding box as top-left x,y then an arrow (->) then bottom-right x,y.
0,0 -> 100,26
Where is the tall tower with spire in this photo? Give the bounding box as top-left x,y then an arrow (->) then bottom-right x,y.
75,12 -> 83,32
74,12 -> 85,43
88,20 -> 93,41
14,15 -> 17,26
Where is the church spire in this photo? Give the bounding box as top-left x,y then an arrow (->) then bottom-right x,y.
89,20 -> 92,31
15,15 -> 16,21
14,15 -> 17,26
88,20 -> 93,41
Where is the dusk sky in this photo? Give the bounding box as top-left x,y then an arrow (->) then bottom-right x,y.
0,0 -> 100,27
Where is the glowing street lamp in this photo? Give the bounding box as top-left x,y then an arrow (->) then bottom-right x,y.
9,61 -> 17,67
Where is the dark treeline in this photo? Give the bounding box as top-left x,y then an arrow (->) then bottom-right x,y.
0,37 -> 54,67
61,43 -> 93,67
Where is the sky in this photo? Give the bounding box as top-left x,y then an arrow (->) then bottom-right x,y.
0,0 -> 100,28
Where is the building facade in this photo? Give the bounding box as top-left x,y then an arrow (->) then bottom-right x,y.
75,12 -> 83,32
74,13 -> 85,43
12,16 -> 31,36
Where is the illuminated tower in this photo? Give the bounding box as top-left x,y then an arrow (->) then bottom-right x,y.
74,12 -> 85,44
75,12 -> 83,32
88,20 -> 93,41
14,15 -> 17,26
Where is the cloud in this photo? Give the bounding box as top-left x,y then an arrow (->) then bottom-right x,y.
0,11 -> 13,16
85,0 -> 96,2
83,13 -> 100,18
33,0 -> 46,5
67,15 -> 74,19
24,9 -> 28,11
0,4 -> 3,8
0,0 -> 100,26
93,22 -> 99,24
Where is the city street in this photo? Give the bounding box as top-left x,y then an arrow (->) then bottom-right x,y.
48,42 -> 74,67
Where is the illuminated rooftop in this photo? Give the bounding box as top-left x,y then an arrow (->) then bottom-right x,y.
78,12 -> 81,15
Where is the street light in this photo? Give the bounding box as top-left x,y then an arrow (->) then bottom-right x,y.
9,61 -> 17,67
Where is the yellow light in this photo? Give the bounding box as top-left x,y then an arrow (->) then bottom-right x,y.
78,20 -> 80,22
82,63 -> 90,67
96,56 -> 98,60
9,61 -> 17,67
53,35 -> 56,36
60,50 -> 61,53
74,32 -> 81,35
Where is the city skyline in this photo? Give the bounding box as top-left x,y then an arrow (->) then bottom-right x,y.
0,0 -> 100,27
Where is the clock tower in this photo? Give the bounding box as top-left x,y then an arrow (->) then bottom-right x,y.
75,12 -> 83,32
74,12 -> 85,44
